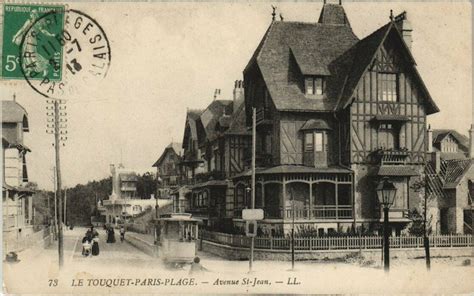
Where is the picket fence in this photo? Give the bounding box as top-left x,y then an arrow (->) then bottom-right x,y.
200,230 -> 473,251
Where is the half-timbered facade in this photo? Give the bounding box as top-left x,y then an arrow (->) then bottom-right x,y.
177,81 -> 251,229
152,142 -> 183,199
235,3 -> 440,235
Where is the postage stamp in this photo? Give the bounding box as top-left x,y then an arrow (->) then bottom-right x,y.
19,8 -> 111,99
1,3 -> 65,80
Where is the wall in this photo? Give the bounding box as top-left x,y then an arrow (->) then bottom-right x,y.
201,240 -> 472,261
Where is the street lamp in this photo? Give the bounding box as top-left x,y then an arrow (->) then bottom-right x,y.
376,177 -> 397,272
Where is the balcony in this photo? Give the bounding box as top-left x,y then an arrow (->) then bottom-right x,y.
235,206 -> 353,220
195,170 -> 226,183
243,149 -> 273,168
375,149 -> 409,165
256,108 -> 272,125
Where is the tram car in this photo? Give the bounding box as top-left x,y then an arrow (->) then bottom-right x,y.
157,213 -> 200,266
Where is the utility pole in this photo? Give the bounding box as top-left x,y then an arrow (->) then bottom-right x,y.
53,166 -> 58,240
46,99 -> 67,268
64,187 -> 67,228
291,188 -> 295,270
249,107 -> 256,273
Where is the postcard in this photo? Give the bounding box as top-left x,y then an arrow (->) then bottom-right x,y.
1,0 -> 473,294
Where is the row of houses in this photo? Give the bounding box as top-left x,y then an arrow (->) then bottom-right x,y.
152,2 -> 474,236
2,98 -> 37,252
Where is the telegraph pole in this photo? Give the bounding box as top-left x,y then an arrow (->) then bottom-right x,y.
46,99 -> 67,268
64,187 -> 67,228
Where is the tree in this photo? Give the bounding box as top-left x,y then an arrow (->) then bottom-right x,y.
410,178 -> 431,270
136,172 -> 157,199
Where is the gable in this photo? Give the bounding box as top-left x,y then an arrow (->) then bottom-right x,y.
337,22 -> 439,115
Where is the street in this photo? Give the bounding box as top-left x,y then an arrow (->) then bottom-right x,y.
3,227 -> 474,294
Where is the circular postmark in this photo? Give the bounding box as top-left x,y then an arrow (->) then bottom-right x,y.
19,8 -> 111,100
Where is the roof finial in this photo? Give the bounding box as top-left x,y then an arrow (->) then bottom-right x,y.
13,93 -> 16,102
271,5 -> 277,21
323,0 -> 326,4
390,9 -> 394,21
339,0 -> 342,5
279,13 -> 284,21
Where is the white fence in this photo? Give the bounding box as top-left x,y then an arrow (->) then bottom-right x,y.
201,231 -> 473,251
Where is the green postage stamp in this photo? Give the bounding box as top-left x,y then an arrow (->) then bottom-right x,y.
1,3 -> 65,80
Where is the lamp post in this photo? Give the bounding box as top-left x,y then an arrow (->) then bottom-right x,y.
376,177 -> 397,273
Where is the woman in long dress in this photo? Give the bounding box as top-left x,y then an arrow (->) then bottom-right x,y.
91,236 -> 100,256
106,226 -> 116,243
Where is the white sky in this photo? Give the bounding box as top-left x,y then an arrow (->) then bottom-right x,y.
1,1 -> 472,190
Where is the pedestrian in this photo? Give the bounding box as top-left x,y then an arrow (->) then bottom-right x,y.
189,257 -> 208,275
91,236 -> 100,256
82,236 -> 92,257
106,226 -> 116,243
119,226 -> 125,243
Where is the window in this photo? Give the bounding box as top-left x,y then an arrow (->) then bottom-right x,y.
305,133 -> 313,151
314,132 -> 323,152
305,77 -> 324,95
378,123 -> 399,149
378,73 -> 398,101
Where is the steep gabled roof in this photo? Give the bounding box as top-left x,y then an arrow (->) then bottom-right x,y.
432,129 -> 469,152
152,142 -> 183,167
182,109 -> 203,149
245,18 -> 359,112
336,21 -> 439,115
225,103 -> 251,136
2,100 -> 29,131
443,159 -> 473,189
200,100 -> 232,143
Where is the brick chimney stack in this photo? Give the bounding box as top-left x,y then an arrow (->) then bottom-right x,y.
233,80 -> 244,114
394,11 -> 413,50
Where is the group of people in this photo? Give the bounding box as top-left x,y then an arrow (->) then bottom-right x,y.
82,227 -> 100,256
81,225 -> 126,257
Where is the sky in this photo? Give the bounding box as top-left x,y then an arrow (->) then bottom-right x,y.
1,1 -> 472,190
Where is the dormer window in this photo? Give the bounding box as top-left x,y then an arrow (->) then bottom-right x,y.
378,73 -> 398,101
305,76 -> 324,95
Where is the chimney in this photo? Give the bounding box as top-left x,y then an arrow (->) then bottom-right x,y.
394,11 -> 413,50
233,80 -> 244,114
427,124 -> 433,153
469,124 -> 474,158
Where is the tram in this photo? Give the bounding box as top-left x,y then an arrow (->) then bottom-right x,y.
157,213 -> 200,266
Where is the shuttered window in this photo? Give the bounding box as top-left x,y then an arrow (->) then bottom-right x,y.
305,133 -> 313,151
314,132 -> 323,152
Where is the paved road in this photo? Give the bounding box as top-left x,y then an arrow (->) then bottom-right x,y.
4,227 -> 474,294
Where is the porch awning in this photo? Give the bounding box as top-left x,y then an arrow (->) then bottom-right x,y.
377,166 -> 419,176
233,165 -> 352,178
371,115 -> 410,122
191,180 -> 228,189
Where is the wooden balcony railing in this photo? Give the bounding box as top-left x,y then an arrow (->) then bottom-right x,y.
284,205 -> 353,220
375,149 -> 409,165
256,108 -> 271,124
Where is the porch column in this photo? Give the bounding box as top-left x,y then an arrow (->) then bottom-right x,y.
261,182 -> 265,208
282,176 -> 287,219
309,183 -> 313,219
